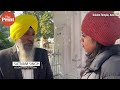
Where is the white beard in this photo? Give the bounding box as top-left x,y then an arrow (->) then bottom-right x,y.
16,44 -> 35,62
16,43 -> 35,79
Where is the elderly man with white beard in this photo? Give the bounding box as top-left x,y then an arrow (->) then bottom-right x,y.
0,14 -> 53,79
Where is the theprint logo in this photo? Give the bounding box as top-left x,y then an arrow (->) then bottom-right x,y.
0,11 -> 15,26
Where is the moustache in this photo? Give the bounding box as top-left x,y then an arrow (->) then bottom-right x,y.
24,41 -> 34,46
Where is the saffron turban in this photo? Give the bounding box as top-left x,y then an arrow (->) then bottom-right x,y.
10,14 -> 38,41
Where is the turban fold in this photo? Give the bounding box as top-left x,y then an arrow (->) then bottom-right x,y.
10,14 -> 38,41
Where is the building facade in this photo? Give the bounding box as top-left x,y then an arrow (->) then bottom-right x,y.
51,11 -> 89,79
51,11 -> 120,79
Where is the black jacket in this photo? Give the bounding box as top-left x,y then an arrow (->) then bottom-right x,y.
0,45 -> 53,79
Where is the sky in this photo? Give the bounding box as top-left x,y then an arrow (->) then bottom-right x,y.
14,11 -> 23,17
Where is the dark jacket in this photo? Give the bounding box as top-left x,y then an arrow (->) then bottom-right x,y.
81,44 -> 120,79
0,45 -> 53,79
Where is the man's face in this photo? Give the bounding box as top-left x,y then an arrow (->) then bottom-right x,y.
16,27 -> 35,51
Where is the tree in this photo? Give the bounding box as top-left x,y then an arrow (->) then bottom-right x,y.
40,11 -> 54,39
0,23 -> 14,50
23,11 -> 54,39
0,11 -> 4,15
0,11 -> 15,50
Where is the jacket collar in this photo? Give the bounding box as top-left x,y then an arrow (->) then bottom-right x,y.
10,45 -> 23,79
11,45 -> 19,61
89,44 -> 120,71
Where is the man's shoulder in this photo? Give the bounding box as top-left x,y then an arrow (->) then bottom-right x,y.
0,47 -> 13,55
35,48 -> 47,51
35,48 -> 47,53
35,48 -> 48,58
35,48 -> 49,63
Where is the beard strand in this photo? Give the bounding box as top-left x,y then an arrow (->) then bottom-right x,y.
17,43 -> 35,62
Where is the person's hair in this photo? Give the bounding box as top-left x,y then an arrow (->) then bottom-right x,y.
85,40 -> 107,68
96,42 -> 107,52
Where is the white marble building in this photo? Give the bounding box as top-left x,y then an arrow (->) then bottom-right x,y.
51,11 -> 88,79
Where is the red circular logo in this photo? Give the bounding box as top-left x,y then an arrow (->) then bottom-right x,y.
0,11 -> 15,26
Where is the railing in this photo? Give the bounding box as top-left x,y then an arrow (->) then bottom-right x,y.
48,49 -> 62,79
